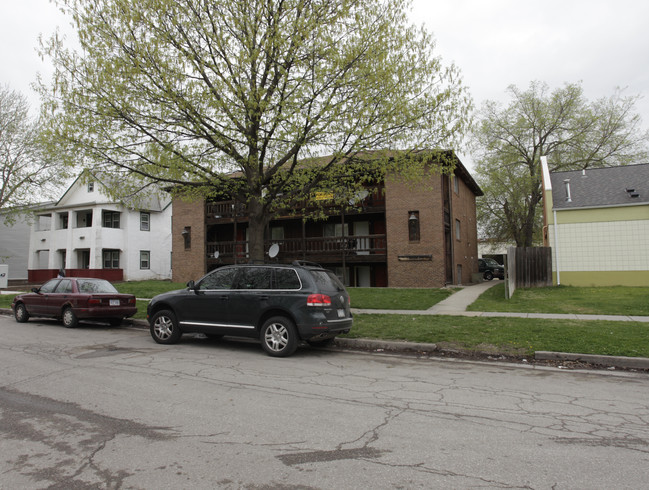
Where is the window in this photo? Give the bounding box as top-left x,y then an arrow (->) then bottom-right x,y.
454,177 -> 459,194
182,226 -> 191,250
271,226 -> 284,240
88,181 -> 94,192
235,267 -> 272,289
55,279 -> 73,293
199,267 -> 237,290
408,211 -> 420,242
455,219 -> 461,240
274,268 -> 301,289
103,211 -> 121,228
140,251 -> 150,270
39,279 -> 59,293
140,212 -> 150,231
103,249 -> 120,269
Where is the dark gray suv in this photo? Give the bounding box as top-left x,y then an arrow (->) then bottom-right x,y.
147,262 -> 353,357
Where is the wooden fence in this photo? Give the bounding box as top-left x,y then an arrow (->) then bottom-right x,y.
506,247 -> 552,298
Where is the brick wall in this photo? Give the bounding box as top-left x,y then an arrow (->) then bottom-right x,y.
385,168 -> 479,287
385,171 -> 447,287
171,197 -> 206,283
451,176 -> 479,284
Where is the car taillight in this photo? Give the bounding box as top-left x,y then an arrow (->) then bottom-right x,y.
307,294 -> 331,306
128,298 -> 135,305
88,298 -> 101,305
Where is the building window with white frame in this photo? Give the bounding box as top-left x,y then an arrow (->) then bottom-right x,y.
140,212 -> 150,231
140,251 -> 150,270
103,249 -> 120,269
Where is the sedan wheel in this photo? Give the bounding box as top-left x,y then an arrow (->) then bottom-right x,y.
260,316 -> 298,357
150,310 -> 181,344
14,303 -> 30,323
62,307 -> 79,328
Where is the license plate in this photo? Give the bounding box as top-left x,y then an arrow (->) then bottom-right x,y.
337,309 -> 345,318
110,299 -> 120,306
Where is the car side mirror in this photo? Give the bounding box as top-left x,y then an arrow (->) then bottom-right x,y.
32,287 -> 40,294
187,280 -> 196,291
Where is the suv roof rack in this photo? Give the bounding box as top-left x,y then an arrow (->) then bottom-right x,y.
291,260 -> 323,268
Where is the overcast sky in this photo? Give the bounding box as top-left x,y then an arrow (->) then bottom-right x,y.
2,0 -> 648,166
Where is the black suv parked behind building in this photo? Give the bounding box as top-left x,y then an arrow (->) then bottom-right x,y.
147,262 -> 353,357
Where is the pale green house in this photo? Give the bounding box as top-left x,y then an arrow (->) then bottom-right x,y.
541,158 -> 649,286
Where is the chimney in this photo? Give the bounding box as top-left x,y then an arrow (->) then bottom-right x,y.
563,179 -> 572,202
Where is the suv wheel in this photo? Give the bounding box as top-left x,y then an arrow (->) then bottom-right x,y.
260,316 -> 298,357
150,309 -> 182,344
484,271 -> 493,281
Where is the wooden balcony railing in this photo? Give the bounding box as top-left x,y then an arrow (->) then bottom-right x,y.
206,234 -> 387,262
206,186 -> 386,221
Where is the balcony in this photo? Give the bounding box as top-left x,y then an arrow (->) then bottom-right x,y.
206,234 -> 387,265
206,186 -> 386,223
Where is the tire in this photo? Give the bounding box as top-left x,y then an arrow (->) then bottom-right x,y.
62,307 -> 79,328
484,271 -> 494,281
260,316 -> 298,357
14,303 -> 30,323
150,309 -> 181,344
108,318 -> 122,327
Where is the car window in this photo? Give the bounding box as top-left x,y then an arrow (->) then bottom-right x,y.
199,268 -> 237,290
274,268 -> 301,290
235,267 -> 272,290
77,279 -> 118,293
39,279 -> 60,293
54,279 -> 73,293
310,269 -> 345,292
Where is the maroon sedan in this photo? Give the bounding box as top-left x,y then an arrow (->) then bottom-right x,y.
11,277 -> 137,328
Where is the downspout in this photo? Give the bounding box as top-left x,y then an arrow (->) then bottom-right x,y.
553,209 -> 560,285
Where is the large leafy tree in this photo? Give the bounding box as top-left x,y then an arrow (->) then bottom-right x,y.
473,81 -> 649,247
39,0 -> 471,260
1,85 -> 65,222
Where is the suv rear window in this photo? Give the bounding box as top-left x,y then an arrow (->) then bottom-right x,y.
310,269 -> 345,292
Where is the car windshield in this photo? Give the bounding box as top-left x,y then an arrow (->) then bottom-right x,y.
77,279 -> 119,294
483,258 -> 501,267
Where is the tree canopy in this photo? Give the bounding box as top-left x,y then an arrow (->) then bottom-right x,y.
40,0 -> 472,260
472,81 -> 649,247
1,84 -> 65,222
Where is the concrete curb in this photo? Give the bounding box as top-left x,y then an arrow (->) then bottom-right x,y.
2,308 -> 648,371
535,351 -> 649,370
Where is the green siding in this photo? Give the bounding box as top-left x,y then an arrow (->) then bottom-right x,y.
553,270 -> 649,287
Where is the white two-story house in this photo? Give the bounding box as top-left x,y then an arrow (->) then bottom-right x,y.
28,173 -> 172,283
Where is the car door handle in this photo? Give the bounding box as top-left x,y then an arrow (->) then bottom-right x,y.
259,295 -> 269,301
219,295 -> 229,301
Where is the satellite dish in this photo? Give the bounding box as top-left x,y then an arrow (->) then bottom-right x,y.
213,250 -> 220,259
268,243 -> 280,259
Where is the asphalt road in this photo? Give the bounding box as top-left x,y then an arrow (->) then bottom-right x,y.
1,315 -> 649,489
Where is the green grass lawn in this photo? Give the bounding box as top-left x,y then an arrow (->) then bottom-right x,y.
344,314 -> 649,358
469,283 -> 649,316
348,287 -> 457,310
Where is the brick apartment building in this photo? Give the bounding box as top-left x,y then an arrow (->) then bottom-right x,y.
171,152 -> 483,287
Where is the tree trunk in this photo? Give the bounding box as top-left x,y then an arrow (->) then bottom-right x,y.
246,198 -> 268,263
